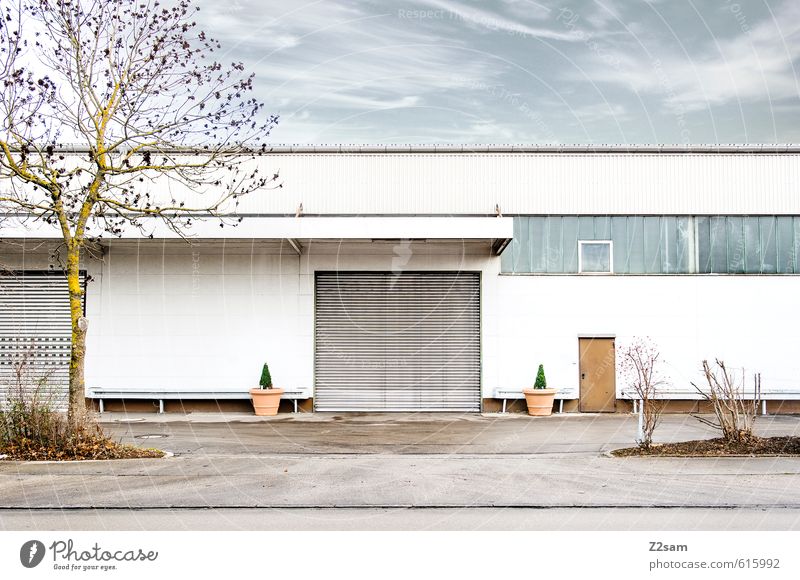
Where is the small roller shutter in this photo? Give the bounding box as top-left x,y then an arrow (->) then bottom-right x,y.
0,272 -> 81,409
315,272 -> 481,412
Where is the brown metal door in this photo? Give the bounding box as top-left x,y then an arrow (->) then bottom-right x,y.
579,337 -> 616,412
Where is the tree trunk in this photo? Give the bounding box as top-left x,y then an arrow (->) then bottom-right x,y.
66,243 -> 87,427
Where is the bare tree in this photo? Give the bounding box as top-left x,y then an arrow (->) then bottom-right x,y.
692,359 -> 761,444
0,0 -> 279,426
618,337 -> 669,449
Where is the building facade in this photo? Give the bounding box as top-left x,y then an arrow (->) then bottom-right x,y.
2,146 -> 799,413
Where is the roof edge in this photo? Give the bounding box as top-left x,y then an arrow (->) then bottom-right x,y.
262,144 -> 800,154
28,143 -> 800,154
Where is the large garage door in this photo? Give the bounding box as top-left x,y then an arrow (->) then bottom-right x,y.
315,272 -> 481,412
0,272 -> 77,408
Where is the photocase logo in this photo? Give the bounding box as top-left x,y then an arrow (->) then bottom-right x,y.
20,540 -> 46,568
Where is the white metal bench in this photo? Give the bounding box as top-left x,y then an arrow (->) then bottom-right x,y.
87,388 -> 310,414
494,389 -> 576,414
621,389 -> 800,416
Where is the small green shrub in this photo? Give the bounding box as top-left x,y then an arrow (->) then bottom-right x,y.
259,363 -> 273,389
534,364 -> 547,389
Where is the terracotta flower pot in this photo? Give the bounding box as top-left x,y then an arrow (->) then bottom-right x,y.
522,388 -> 557,416
249,387 -> 284,416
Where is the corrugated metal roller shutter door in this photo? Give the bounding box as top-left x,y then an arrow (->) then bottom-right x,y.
0,273 -> 76,408
315,272 -> 481,412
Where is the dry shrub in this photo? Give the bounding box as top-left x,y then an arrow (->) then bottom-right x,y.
1,346 -> 162,461
0,391 -> 132,460
691,359 -> 761,444
619,338 -> 669,449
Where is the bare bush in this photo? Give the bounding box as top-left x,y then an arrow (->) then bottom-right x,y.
1,345 -> 161,461
691,359 -> 761,444
619,338 -> 669,449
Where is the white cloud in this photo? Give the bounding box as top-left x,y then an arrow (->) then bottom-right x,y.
585,0 -> 624,30
574,0 -> 800,112
415,0 -> 583,41
498,0 -> 553,22
193,0 -> 799,143
570,102 -> 630,122
194,0 -> 511,141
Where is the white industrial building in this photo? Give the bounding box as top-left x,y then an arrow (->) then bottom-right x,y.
1,145 -> 799,413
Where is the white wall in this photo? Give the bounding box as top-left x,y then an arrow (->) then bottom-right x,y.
85,241 -> 499,395
129,152 -> 800,216
8,151 -> 796,219
86,241 -> 307,392
491,275 -> 800,398
80,241 -> 799,400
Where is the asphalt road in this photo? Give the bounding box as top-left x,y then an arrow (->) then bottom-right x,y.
3,507 -> 800,531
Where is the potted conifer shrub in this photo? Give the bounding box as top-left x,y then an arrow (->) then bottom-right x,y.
249,363 -> 284,416
522,364 -> 557,416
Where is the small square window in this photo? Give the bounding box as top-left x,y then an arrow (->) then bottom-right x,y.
579,241 -> 613,274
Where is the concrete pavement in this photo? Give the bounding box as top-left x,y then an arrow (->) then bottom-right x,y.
1,413 -> 799,528
2,452 -> 800,508
93,411 -> 800,455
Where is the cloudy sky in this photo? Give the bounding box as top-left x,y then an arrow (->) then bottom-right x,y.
195,0 -> 800,144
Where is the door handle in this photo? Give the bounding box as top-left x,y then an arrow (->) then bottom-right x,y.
581,373 -> 586,380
